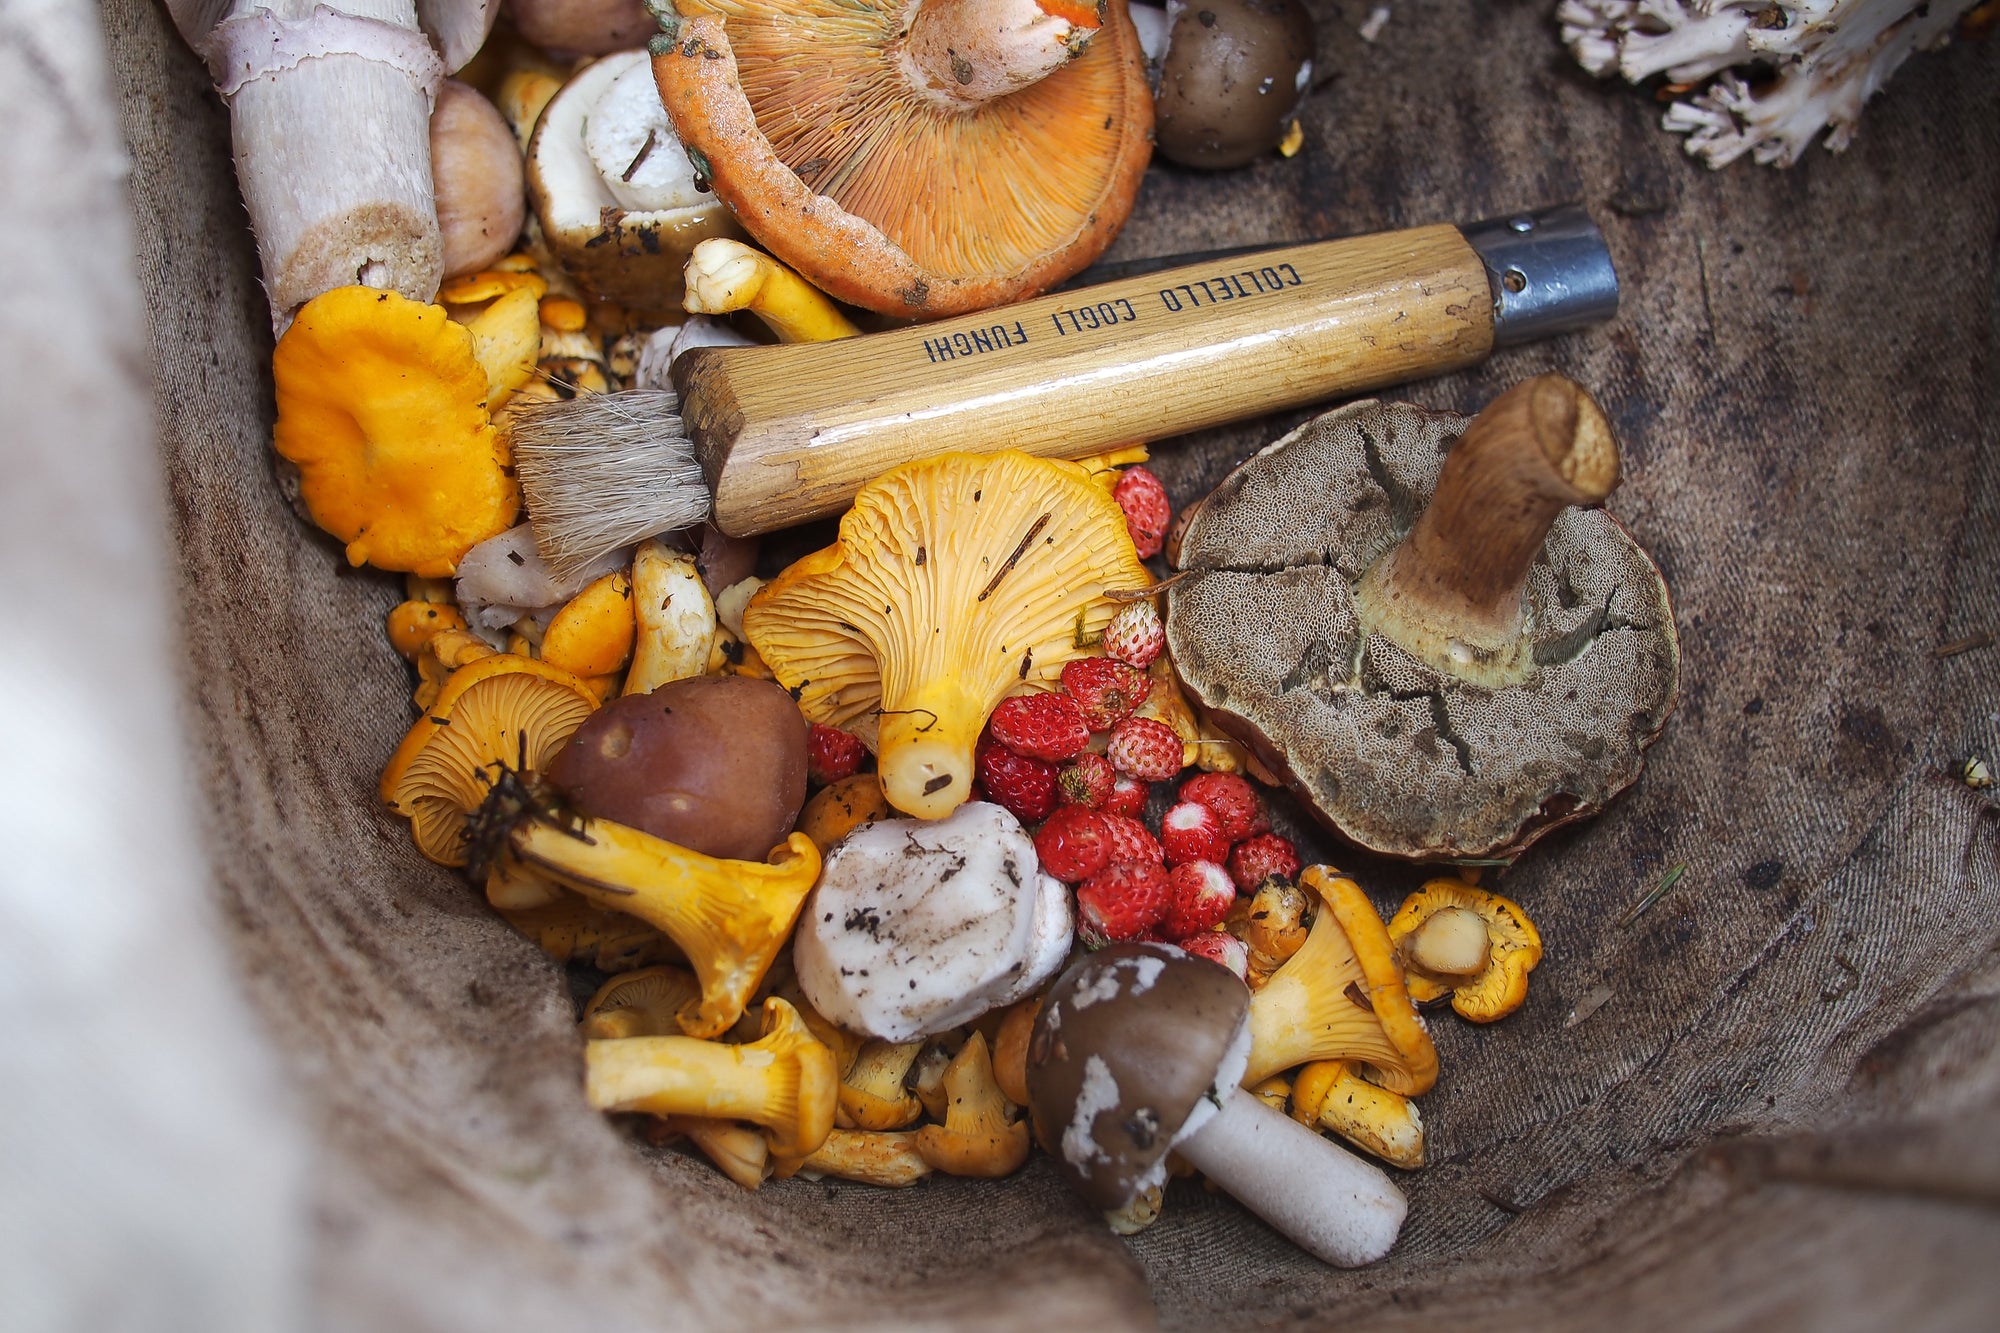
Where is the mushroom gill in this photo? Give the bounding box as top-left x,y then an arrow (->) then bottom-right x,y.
654,0 -> 1153,314
744,451 -> 1148,818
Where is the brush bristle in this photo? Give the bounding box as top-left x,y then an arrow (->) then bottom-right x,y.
511,390 -> 713,583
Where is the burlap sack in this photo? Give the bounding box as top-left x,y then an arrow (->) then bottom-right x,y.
9,0 -> 1995,1327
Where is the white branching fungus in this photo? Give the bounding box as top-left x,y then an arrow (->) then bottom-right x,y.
1556,0 -> 1983,167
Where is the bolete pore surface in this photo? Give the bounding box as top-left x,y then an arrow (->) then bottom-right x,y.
1166,375 -> 1679,861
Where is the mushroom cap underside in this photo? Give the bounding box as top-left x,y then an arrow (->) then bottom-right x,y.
1166,399 -> 1679,862
652,0 -> 1153,316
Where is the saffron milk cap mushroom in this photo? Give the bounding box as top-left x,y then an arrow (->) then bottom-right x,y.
650,0 -> 1154,316
1025,944 -> 1408,1266
1167,375 -> 1679,861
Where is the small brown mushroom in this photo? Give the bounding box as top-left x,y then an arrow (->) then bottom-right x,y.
1025,944 -> 1407,1266
430,80 -> 526,278
506,0 -> 654,56
1166,376 -> 1679,861
1154,0 -> 1317,168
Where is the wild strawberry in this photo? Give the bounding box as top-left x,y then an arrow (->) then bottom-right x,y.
1103,773 -> 1150,819
1179,929 -> 1250,978
1101,600 -> 1165,671
1178,772 -> 1270,842
1057,752 -> 1117,807
1101,813 -> 1163,866
975,737 -> 1057,824
1107,716 -> 1184,781
1034,805 -> 1114,883
987,692 -> 1089,762
1059,656 -> 1147,731
1162,860 -> 1238,940
1227,832 -> 1301,892
1158,801 -> 1231,866
1075,862 -> 1171,945
806,723 -> 867,786
1112,466 -> 1171,559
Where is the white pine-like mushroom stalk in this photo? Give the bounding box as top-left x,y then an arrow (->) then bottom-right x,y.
1555,0 -> 1984,167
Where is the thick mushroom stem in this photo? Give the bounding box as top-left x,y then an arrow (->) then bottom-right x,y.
1174,1086 -> 1407,1267
1354,374 -> 1620,688
507,819 -> 822,1038
898,0 -> 1102,110
584,998 -> 837,1160
169,0 -> 447,332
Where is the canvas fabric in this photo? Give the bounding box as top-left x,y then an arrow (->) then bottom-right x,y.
29,0 -> 1998,1326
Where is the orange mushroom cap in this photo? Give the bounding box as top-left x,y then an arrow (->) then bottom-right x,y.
271,287 -> 519,576
651,0 -> 1153,317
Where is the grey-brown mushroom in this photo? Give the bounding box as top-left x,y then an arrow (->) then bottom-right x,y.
1166,375 -> 1679,861
1024,944 -> 1407,1267
430,80 -> 526,279
1153,0 -> 1317,168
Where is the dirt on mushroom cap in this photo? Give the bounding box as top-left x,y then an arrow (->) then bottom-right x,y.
1165,398 -> 1679,861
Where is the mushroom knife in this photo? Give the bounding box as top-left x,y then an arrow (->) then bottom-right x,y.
513,204 -> 1617,564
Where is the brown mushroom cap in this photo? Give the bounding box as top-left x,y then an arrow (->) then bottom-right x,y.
1024,944 -> 1251,1212
1154,0 -> 1317,169
651,0 -> 1154,317
1166,387 -> 1678,861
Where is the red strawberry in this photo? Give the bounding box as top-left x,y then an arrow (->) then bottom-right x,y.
1057,752 -> 1117,807
1101,813 -> 1163,866
1059,656 -> 1147,731
975,737 -> 1058,824
806,723 -> 867,786
1158,801 -> 1231,866
1162,860 -> 1238,940
1227,832 -> 1301,892
1179,929 -> 1250,978
1101,600 -> 1165,671
1103,773 -> 1150,819
987,692 -> 1090,762
1178,772 -> 1270,843
1075,862 -> 1171,945
1034,805 -> 1114,883
1107,716 -> 1183,781
1112,466 -> 1171,559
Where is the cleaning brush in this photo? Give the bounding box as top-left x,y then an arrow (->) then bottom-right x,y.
512,205 -> 1618,581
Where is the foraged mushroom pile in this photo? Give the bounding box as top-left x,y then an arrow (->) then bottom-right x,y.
186,0 -> 1680,1270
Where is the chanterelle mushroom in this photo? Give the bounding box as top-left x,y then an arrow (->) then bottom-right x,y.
650,0 -> 1154,316
1167,375 -> 1679,861
745,452 -> 1147,819
1025,944 -> 1408,1267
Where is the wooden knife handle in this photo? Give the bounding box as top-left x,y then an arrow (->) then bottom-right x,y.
673,223 -> 1494,537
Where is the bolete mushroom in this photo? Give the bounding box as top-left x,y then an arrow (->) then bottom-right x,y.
546,674 -> 809,862
1025,944 -> 1408,1267
525,49 -> 742,320
1167,375 -> 1679,861
1153,0 -> 1317,168
745,451 -> 1148,819
650,0 -> 1154,317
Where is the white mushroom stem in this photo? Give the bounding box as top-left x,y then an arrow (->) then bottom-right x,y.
1175,1087 -> 1407,1267
169,0 -> 446,332
898,0 -> 1099,111
1406,907 -> 1492,976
